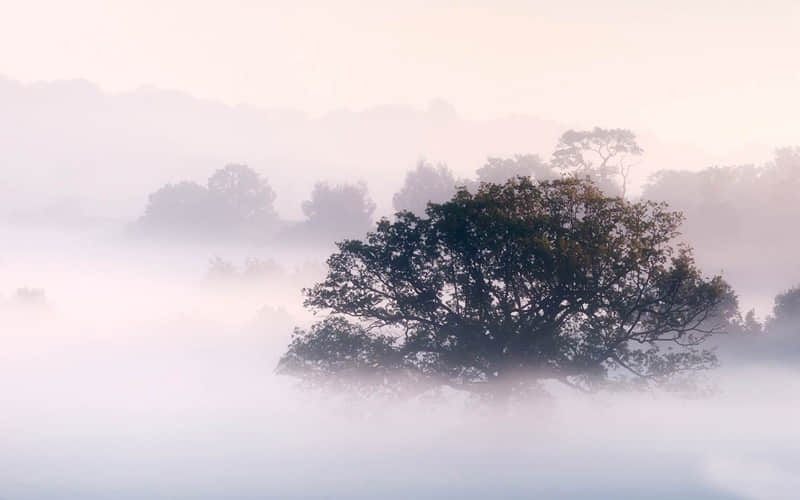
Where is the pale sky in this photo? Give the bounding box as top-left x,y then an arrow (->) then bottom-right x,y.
1,0 -> 799,153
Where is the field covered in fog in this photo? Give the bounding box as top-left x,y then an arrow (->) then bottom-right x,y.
2,209 -> 799,499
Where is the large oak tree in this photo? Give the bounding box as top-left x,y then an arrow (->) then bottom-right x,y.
279,178 -> 737,398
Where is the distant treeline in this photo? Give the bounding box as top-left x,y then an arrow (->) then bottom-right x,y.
642,147 -> 800,286
133,163 -> 375,243
133,128 -> 642,243
133,129 -> 800,296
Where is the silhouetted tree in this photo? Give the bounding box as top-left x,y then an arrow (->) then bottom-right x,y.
552,128 -> 643,197
279,177 -> 737,399
301,182 -> 376,239
766,286 -> 800,336
138,164 -> 278,239
476,154 -> 557,185
207,163 -> 278,228
392,161 -> 458,215
738,309 -> 763,336
208,164 -> 277,225
719,285 -> 800,363
642,165 -> 755,243
758,147 -> 800,212
140,181 -> 211,233
641,149 -> 800,290
280,317 -> 406,393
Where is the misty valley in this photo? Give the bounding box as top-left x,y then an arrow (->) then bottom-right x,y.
2,98 -> 800,498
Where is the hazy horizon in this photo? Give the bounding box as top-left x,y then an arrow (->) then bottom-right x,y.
2,1 -> 799,153
0,73 -> 782,224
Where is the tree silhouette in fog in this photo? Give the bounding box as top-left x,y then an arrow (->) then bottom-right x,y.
141,181 -> 212,232
767,286 -> 800,336
392,161 -> 458,215
207,164 -> 278,227
138,164 -> 278,239
279,177 -> 737,398
476,154 -> 557,185
762,286 -> 800,357
552,128 -> 643,197
392,155 -> 558,217
722,285 -> 800,362
300,182 -> 376,239
641,148 -> 800,288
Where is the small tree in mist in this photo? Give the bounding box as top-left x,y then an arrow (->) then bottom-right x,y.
278,177 -> 737,399
140,181 -> 213,232
552,128 -> 643,197
392,161 -> 458,215
766,286 -> 800,336
476,154 -> 557,185
138,164 -> 278,239
300,182 -> 376,239
207,163 -> 278,228
719,286 -> 800,363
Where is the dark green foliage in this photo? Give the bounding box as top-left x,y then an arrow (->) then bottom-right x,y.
280,177 -> 737,397
279,317 -> 410,393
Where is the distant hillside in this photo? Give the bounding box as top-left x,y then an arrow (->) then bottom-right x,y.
0,76 -> 733,222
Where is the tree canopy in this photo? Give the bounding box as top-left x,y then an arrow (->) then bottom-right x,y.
767,285 -> 800,336
392,161 -> 458,215
207,163 -> 278,226
390,155 -> 557,219
300,181 -> 376,239
475,154 -> 557,185
141,181 -> 214,232
552,128 -> 643,197
138,164 -> 278,239
640,148 -> 800,290
279,177 -> 737,398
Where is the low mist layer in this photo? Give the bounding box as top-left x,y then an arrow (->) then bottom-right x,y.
1,223 -> 798,499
